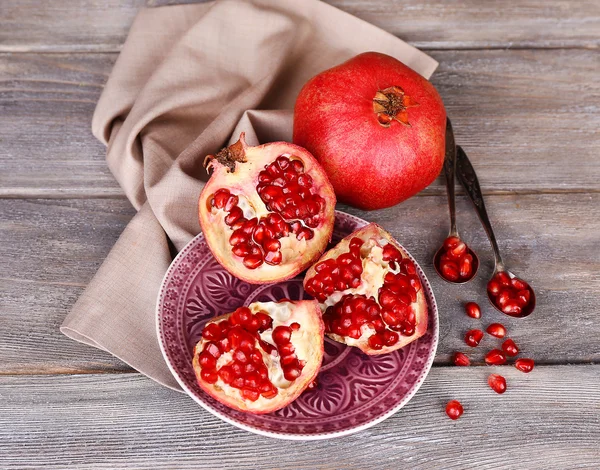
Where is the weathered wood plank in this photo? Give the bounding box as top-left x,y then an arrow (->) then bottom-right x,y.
0,53 -> 121,197
1,49 -> 599,198
1,194 -> 598,372
0,366 -> 598,468
2,0 -> 599,52
0,199 -> 136,373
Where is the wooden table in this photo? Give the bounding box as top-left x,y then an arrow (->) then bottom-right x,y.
1,1 -> 599,468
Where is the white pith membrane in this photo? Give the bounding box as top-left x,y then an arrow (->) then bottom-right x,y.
193,300 -> 324,413
198,134 -> 335,284
304,224 -> 428,355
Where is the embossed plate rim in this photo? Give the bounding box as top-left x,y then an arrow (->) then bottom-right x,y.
157,210 -> 439,440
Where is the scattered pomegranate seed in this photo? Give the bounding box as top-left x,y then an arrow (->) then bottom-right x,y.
485,349 -> 507,365
488,374 -> 507,394
445,400 -> 464,420
465,302 -> 481,319
515,358 -> 535,373
486,323 -> 507,338
502,338 -> 519,356
464,329 -> 484,347
453,352 -> 470,367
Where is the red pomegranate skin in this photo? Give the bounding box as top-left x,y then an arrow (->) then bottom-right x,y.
293,52 -> 446,210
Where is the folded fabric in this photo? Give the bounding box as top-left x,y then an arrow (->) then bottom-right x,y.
61,0 -> 438,391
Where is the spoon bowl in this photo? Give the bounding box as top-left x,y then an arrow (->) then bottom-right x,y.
433,240 -> 479,284
487,269 -> 536,318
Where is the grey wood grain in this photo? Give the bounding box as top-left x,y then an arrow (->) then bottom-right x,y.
0,366 -> 598,468
1,0 -> 599,52
1,49 -> 599,198
0,199 -> 136,373
1,194 -> 598,373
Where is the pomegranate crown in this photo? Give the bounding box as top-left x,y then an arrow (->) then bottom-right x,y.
204,133 -> 248,174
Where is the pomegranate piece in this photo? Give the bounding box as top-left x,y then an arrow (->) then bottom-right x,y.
465,302 -> 481,319
487,271 -> 533,316
437,237 -> 476,282
198,133 -> 336,284
304,223 -> 427,355
453,352 -> 470,367
515,358 -> 535,373
192,300 -> 324,414
486,323 -> 507,338
488,374 -> 507,394
502,338 -> 519,356
485,349 -> 507,366
294,52 -> 446,211
464,329 -> 484,347
445,400 -> 464,420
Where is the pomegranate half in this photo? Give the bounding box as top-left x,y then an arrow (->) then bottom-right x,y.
303,223 -> 428,355
199,133 -> 336,283
294,52 -> 446,210
193,300 -> 324,414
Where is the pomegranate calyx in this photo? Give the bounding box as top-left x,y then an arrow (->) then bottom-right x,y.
204,133 -> 248,173
372,86 -> 418,128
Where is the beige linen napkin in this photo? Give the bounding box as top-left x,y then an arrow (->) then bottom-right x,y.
61,0 -> 438,391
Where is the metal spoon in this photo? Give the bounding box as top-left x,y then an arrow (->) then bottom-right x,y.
455,145 -> 536,318
434,118 -> 479,284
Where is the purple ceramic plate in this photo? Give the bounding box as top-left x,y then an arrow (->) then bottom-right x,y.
157,211 -> 438,440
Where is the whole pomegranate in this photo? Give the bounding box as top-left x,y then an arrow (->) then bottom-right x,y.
193,300 -> 324,414
293,52 -> 446,210
303,223 -> 428,355
198,133 -> 336,283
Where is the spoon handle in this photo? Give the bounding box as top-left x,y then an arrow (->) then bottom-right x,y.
444,118 -> 458,236
455,145 -> 504,271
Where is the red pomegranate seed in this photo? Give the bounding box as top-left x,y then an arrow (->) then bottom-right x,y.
241,388 -> 260,401
496,271 -> 511,286
383,330 -> 399,346
459,254 -> 473,278
502,338 -> 519,356
441,261 -> 460,281
515,358 -> 535,373
465,329 -> 484,347
204,342 -> 221,359
225,194 -> 239,211
283,366 -> 302,381
368,334 -> 384,350
200,369 -> 218,384
516,289 -> 531,306
487,280 -> 501,296
198,352 -> 217,369
445,400 -> 464,420
486,323 -> 507,338
264,250 -> 282,265
501,302 -> 522,316
488,374 -> 507,394
443,236 -> 461,251
243,255 -> 263,269
272,326 -> 292,345
465,302 -> 481,319
224,206 -> 243,226
232,243 -> 251,257
453,352 -> 470,367
485,349 -> 507,365
511,278 -> 529,290
211,189 -> 230,209
202,322 -> 222,341
449,241 -> 467,259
